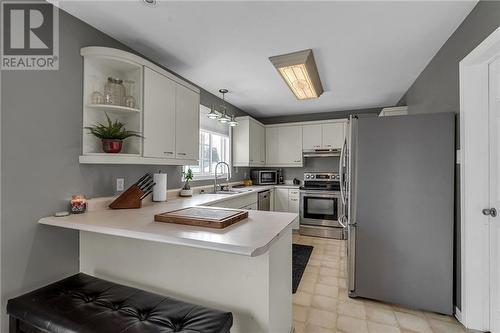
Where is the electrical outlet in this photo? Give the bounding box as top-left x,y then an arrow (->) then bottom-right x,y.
116,178 -> 124,191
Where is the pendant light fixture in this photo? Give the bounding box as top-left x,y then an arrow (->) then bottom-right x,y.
206,89 -> 238,126
218,89 -> 232,124
228,114 -> 238,127
206,105 -> 219,119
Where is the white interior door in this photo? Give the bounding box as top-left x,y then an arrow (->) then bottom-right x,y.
489,57 -> 500,333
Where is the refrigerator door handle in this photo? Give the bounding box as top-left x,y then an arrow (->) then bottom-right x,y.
339,138 -> 347,205
338,215 -> 347,228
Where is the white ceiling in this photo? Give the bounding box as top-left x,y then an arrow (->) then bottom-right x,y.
57,1 -> 477,118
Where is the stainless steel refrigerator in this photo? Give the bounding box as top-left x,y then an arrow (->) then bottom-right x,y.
339,113 -> 455,315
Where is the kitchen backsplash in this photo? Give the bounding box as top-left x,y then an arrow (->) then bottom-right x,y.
282,157 -> 340,181
249,157 -> 339,183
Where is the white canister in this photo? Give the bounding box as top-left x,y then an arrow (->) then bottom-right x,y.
153,173 -> 167,202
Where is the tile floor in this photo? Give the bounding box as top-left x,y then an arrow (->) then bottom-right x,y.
292,234 -> 473,333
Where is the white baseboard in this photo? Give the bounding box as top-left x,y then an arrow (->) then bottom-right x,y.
454,306 -> 462,323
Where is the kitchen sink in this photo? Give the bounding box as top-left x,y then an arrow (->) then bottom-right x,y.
203,188 -> 253,195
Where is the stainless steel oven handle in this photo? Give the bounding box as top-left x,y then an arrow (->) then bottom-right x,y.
339,138 -> 347,205
301,191 -> 340,198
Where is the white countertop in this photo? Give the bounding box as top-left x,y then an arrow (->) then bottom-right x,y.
38,186 -> 299,257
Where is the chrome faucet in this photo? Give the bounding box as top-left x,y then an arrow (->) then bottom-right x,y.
214,161 -> 230,192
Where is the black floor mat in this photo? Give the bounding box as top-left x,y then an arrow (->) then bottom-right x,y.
293,244 -> 314,293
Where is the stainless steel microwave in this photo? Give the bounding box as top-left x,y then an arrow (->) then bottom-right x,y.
250,170 -> 278,185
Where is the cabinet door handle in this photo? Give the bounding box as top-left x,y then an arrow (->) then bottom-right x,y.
326,144 -> 332,147
163,151 -> 173,154
178,152 -> 187,156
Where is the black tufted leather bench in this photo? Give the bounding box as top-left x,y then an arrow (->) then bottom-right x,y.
7,273 -> 233,333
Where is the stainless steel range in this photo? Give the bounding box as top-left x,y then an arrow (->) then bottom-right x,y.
299,172 -> 347,239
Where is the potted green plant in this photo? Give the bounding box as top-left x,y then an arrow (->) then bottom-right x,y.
85,113 -> 142,153
180,168 -> 194,197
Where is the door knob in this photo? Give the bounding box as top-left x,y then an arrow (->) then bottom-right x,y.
483,208 -> 497,217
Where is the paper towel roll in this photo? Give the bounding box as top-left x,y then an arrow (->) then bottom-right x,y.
153,173 -> 167,202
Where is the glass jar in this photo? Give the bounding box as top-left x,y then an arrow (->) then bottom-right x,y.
90,91 -> 104,104
104,77 -> 125,106
124,95 -> 136,108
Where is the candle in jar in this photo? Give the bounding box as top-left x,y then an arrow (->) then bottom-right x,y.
70,195 -> 87,214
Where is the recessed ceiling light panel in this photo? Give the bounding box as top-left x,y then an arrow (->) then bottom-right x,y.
269,49 -> 324,100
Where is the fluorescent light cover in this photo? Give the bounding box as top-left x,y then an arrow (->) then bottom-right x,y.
269,49 -> 323,100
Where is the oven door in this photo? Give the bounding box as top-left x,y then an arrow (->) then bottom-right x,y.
300,191 -> 343,227
259,171 -> 277,184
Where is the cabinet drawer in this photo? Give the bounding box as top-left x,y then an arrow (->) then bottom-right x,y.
208,193 -> 258,209
289,190 -> 300,199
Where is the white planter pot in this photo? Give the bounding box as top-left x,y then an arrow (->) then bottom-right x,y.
180,189 -> 193,197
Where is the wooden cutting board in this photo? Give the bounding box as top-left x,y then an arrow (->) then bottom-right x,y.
154,206 -> 249,229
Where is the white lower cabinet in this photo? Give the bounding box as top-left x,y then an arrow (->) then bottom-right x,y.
269,189 -> 275,211
209,193 -> 258,210
242,202 -> 258,210
275,188 -> 290,212
288,189 -> 300,214
274,188 -> 300,230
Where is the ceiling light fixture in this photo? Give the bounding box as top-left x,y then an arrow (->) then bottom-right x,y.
228,114 -> 239,127
269,49 -> 324,100
217,89 -> 233,124
206,105 -> 219,119
142,0 -> 158,7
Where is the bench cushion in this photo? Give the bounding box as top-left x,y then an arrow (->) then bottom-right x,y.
7,273 -> 232,333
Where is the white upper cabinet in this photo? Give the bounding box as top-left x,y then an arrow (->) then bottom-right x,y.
322,122 -> 345,149
278,125 -> 303,166
232,116 -> 266,167
302,122 -> 345,150
143,67 -> 176,159
302,124 -> 322,150
175,84 -> 200,161
265,125 -> 303,167
143,67 -> 199,163
258,124 -> 266,165
266,127 -> 280,166
79,47 -> 200,165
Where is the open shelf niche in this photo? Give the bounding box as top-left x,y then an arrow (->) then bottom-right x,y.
82,48 -> 143,156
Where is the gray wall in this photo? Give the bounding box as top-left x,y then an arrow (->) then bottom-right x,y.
0,5 -> 249,329
258,107 -> 382,125
398,0 -> 500,311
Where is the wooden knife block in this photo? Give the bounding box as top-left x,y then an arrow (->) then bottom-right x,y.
109,185 -> 144,209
